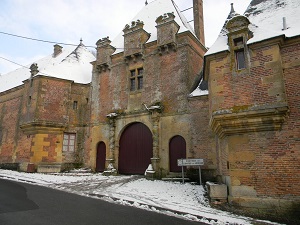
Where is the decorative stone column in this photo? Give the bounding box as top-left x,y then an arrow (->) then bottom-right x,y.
106,113 -> 118,167
149,107 -> 161,175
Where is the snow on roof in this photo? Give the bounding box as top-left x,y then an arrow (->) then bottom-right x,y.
111,0 -> 195,54
206,0 -> 300,56
0,43 -> 95,93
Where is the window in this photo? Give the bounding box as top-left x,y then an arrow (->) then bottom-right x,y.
28,96 -> 32,105
73,101 -> 78,110
233,37 -> 246,70
235,50 -> 246,70
234,37 -> 243,46
130,68 -> 143,91
63,133 -> 76,152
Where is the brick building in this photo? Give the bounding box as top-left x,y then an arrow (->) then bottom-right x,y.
0,0 -> 299,220
206,0 -> 300,219
88,0 -> 214,178
0,42 -> 95,172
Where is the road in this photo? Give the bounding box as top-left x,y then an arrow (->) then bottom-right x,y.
0,179 -> 206,225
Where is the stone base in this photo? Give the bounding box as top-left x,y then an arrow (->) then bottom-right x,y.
0,163 -> 19,171
206,182 -> 228,201
37,163 -> 61,173
103,169 -> 117,176
228,195 -> 300,222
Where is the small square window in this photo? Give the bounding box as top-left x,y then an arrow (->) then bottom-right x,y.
234,37 -> 244,46
130,70 -> 136,77
138,68 -> 143,75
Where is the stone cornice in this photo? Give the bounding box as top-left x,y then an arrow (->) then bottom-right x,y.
20,121 -> 66,134
209,103 -> 289,138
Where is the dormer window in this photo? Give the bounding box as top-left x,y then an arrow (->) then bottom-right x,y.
233,37 -> 246,71
225,15 -> 251,74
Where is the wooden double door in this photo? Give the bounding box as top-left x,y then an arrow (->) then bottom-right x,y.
119,123 -> 153,174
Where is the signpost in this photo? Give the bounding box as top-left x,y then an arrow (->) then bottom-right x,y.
177,158 -> 204,185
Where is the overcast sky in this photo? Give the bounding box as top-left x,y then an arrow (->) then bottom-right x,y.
0,0 -> 251,75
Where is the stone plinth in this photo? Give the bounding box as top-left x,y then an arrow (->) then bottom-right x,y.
206,182 -> 228,201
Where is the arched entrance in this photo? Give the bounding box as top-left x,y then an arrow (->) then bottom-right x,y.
169,135 -> 186,172
96,141 -> 106,172
119,123 -> 153,174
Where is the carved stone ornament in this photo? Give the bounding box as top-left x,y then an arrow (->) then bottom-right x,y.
226,15 -> 250,33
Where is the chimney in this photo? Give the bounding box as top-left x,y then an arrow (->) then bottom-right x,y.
193,0 -> 205,46
53,44 -> 63,57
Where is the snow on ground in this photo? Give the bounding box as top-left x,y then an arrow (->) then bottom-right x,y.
0,169 -> 282,225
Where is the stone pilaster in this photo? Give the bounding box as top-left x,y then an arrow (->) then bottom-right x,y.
150,109 -> 161,173
106,113 -> 118,165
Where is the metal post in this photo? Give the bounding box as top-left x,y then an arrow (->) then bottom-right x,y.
199,166 -> 202,185
181,158 -> 185,184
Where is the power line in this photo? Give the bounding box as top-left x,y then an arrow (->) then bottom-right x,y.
0,31 -> 148,50
181,6 -> 193,12
0,31 -> 95,48
0,55 -> 62,78
0,56 -> 29,69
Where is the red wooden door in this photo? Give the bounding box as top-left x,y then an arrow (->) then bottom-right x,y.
119,123 -> 153,174
96,142 -> 106,172
169,135 -> 186,172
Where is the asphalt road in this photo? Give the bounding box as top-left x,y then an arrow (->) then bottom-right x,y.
0,179 -> 206,225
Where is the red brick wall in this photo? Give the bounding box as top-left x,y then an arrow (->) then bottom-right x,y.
0,89 -> 23,163
94,35 -> 204,121
35,78 -> 70,123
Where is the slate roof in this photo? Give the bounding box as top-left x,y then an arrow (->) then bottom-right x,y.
111,0 -> 195,55
0,42 -> 95,93
206,0 -> 300,56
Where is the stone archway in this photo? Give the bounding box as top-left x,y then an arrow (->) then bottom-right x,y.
119,122 -> 153,174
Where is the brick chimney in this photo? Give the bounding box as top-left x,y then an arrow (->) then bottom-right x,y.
193,0 -> 205,46
53,44 -> 63,57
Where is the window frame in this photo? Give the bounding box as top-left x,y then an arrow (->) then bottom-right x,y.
63,133 -> 76,152
129,67 -> 143,91
235,49 -> 246,70
232,36 -> 247,71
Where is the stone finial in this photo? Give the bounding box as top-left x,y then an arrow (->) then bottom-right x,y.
155,12 -> 176,24
30,63 -> 39,76
230,3 -> 235,14
96,37 -> 111,48
123,20 -> 145,34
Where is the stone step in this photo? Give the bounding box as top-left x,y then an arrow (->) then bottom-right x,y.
162,177 -> 190,182
166,172 -> 185,178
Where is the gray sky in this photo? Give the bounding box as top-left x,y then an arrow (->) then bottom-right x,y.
0,0 -> 251,75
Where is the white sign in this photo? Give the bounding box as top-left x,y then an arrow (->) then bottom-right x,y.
177,158 -> 204,166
